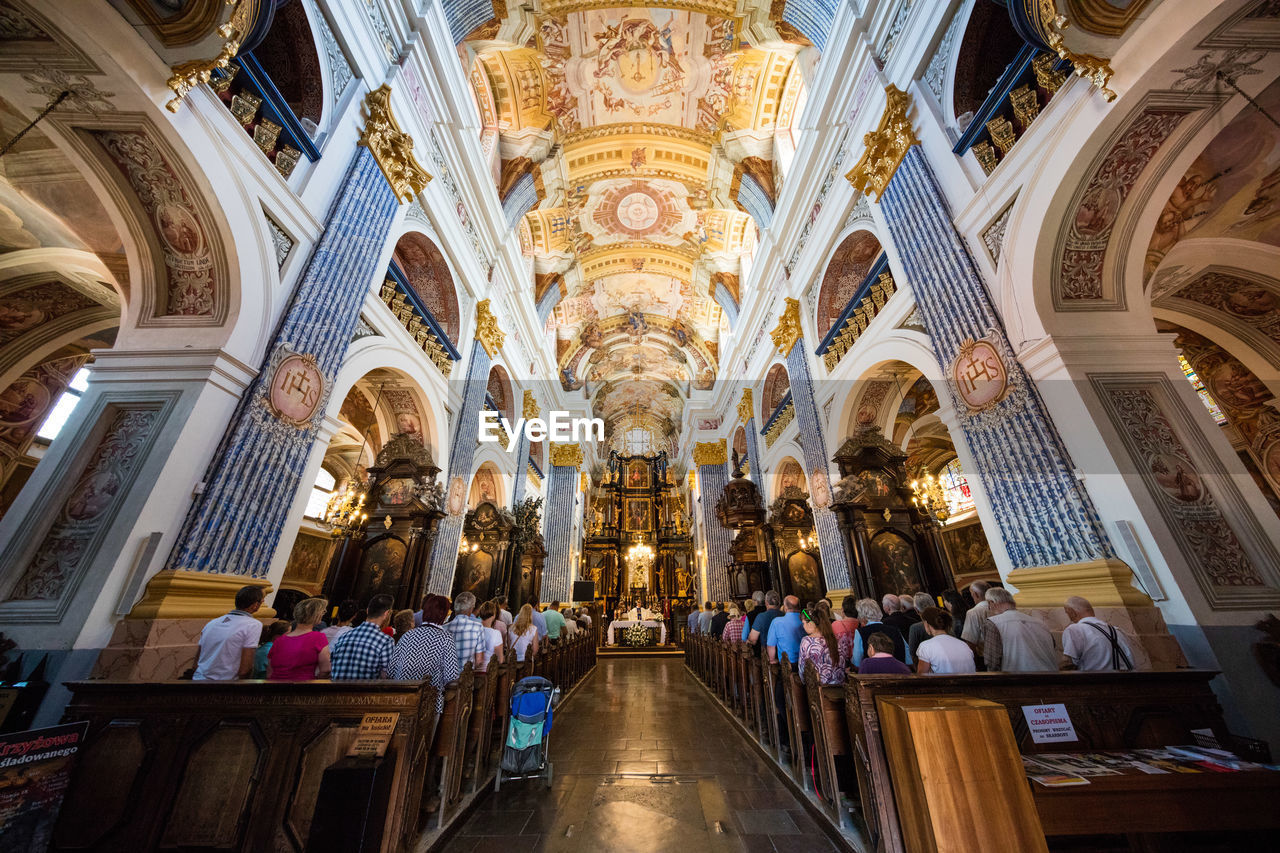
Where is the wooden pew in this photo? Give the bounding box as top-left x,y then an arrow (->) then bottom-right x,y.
744,646 -> 767,746
429,664 -> 474,829
843,670 -> 1271,852
464,664 -> 500,792
779,654 -> 812,790
491,657 -> 517,766
761,658 -> 784,761
53,680 -> 438,853
803,666 -> 853,829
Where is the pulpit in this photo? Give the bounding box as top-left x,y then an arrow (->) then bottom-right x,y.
828,426 -> 953,599
717,468 -> 773,597
324,433 -> 443,610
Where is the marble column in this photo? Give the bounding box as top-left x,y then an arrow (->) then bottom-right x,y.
694,440 -> 732,601
738,389 -> 764,491
769,303 -> 854,592
167,88 -> 429,578
856,85 -> 1117,571
541,443 -> 580,603
427,301 -> 505,594
510,391 -> 536,509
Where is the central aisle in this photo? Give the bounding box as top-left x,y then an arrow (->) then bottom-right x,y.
445,657 -> 843,852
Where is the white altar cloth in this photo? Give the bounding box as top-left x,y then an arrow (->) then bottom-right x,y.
607,619 -> 666,645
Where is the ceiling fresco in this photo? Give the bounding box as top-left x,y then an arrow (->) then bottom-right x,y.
465,3 -> 809,440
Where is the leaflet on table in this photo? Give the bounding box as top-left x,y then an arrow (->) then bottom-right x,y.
1021,756 -> 1090,788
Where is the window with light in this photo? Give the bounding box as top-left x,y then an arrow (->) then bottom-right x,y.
36,368 -> 91,442
939,457 -> 975,516
1178,355 -> 1226,426
304,468 -> 337,519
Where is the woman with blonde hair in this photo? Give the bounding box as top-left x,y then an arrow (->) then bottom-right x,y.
510,603 -> 539,662
267,597 -> 331,680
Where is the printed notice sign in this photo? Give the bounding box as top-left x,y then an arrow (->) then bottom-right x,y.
0,721 -> 90,849
348,713 -> 398,758
1022,704 -> 1078,744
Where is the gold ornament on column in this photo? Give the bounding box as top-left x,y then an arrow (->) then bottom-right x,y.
692,439 -> 727,467
523,389 -> 540,420
770,298 -> 803,356
737,388 -> 754,425
549,442 -> 583,468
845,85 -> 920,201
688,470 -> 697,492
1036,0 -> 1117,102
474,299 -> 506,357
165,0 -> 254,112
358,84 -> 432,203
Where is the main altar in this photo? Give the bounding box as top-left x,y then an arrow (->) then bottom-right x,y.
582,450 -> 693,643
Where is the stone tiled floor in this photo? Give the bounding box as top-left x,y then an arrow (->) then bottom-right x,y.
443,658 -> 844,852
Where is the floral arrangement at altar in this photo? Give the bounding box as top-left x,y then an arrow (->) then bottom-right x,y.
623,622 -> 652,646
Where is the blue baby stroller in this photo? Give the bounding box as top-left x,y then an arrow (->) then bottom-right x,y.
494,676 -> 558,791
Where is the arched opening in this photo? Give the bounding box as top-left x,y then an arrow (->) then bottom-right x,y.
486,364 -> 514,423
391,232 -> 461,345
469,460 -> 505,509
815,230 -> 884,339
761,363 -> 791,419
951,0 -> 1025,129
773,456 -> 806,501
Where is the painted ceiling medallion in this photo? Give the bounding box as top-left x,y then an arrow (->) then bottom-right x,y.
617,190 -> 661,231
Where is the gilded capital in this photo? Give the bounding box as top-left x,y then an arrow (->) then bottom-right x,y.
1036,0 -> 1117,102
737,388 -> 754,425
522,389 -> 539,420
474,299 -> 505,358
688,470 -> 697,491
358,84 -> 432,204
770,298 -> 803,356
165,0 -> 253,113
845,85 -> 919,202
693,439 -> 727,467
550,442 -> 583,468
580,471 -> 589,493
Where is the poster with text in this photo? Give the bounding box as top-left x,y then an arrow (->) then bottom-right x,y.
0,721 -> 89,850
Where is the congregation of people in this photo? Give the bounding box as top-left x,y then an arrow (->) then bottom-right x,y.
192,585 -> 596,701
684,578 -> 1138,688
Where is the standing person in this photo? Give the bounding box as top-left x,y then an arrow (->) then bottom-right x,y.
941,589 -> 970,639
323,600 -> 358,644
252,621 -> 290,679
746,591 -> 767,627
697,601 -> 715,635
543,599 -> 566,641
898,594 -> 922,625
391,609 -> 415,639
476,601 -> 506,672
1062,596 -> 1136,671
193,585 -> 265,681
268,598 -> 331,681
832,595 -> 859,638
881,594 -> 913,635
443,591 -> 485,672
390,594 -> 460,712
983,588 -> 1060,672
915,607 -> 976,674
907,592 -> 936,661
495,595 -> 514,628
710,602 -> 730,638
747,590 -> 782,650
856,633 -> 912,674
961,580 -> 994,656
851,599 -> 911,667
687,603 -> 702,637
331,594 -> 396,679
766,596 -> 805,666
560,605 -> 579,638
799,604 -> 853,684
510,603 -> 540,662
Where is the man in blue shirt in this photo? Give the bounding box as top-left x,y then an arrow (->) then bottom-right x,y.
686,603 -> 701,637
529,595 -> 548,639
746,590 -> 782,652
697,600 -> 714,635
766,595 -> 804,667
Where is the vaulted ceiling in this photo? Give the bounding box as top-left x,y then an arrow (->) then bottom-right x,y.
463,2 -> 811,445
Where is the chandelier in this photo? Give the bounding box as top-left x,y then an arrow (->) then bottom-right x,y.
626,542 -> 655,565
459,535 -> 480,554
324,483 -> 368,538
910,471 -> 950,525
798,530 -> 819,553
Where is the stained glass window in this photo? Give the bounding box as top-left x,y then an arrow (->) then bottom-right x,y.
939,458 -> 975,516
1178,355 -> 1226,426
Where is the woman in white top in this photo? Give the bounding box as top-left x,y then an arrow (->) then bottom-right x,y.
509,603 -> 539,662
476,601 -> 506,672
915,607 -> 976,674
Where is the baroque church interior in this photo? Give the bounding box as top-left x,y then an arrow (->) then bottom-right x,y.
1,0 -> 1280,850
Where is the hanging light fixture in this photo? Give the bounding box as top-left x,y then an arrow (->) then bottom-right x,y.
798,530 -> 819,553
323,382 -> 384,539
910,471 -> 950,525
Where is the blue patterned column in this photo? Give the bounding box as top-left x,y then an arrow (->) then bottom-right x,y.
541,443 -> 580,602
861,88 -> 1113,566
738,389 -> 764,490
426,302 -> 505,593
694,440 -> 732,601
167,139 -> 411,575
767,306 -> 855,592
510,391 -> 536,509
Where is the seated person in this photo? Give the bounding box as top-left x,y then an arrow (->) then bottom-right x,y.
915,607 -> 976,674
856,632 -> 912,674
799,604 -> 853,685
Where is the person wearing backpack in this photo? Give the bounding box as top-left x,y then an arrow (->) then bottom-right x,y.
1062,596 -> 1136,671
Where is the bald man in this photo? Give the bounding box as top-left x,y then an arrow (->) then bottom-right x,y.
766,595 -> 804,666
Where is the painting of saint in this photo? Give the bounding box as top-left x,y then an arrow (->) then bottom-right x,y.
786,552 -> 822,606
627,460 -> 647,487
941,521 -> 997,578
354,536 -> 407,604
625,498 -> 650,531
1150,453 -> 1203,503
869,531 -> 920,595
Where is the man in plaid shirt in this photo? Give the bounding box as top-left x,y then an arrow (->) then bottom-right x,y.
442,591 -> 485,672
330,594 -> 395,679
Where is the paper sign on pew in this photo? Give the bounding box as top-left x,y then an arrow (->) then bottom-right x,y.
1021,704 -> 1078,744
348,713 -> 399,758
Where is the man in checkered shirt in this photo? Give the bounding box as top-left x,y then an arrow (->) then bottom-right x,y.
391,594 -> 461,711
330,594 -> 395,679
442,591 -> 486,672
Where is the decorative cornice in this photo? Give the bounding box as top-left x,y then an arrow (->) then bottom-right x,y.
560,122 -> 717,149
474,299 -> 505,358
845,85 -> 919,202
358,84 -> 432,203
522,389 -> 539,420
770,297 -> 803,356
737,388 -> 754,425
693,439 -> 727,467
1037,0 -> 1117,102
165,0 -> 253,112
549,442 -> 583,468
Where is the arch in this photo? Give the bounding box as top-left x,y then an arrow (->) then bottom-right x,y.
771,455 -> 806,502
950,0 -> 1024,129
761,362 -> 791,418
250,0 -> 326,129
830,333 -> 946,441
815,229 -> 883,338
486,363 -> 514,422
329,338 -> 448,464
468,459 -> 507,509
392,231 -> 461,344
